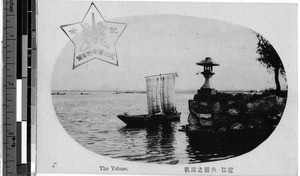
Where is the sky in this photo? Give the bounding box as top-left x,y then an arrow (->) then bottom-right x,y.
51,14 -> 287,91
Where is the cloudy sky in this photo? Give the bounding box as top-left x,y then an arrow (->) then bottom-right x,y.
51,14 -> 287,91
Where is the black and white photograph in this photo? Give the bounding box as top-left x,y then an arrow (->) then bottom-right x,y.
36,1 -> 297,175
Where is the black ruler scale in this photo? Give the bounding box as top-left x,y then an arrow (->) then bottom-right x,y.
3,0 -> 36,175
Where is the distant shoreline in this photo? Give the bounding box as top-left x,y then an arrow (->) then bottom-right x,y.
51,89 -> 287,94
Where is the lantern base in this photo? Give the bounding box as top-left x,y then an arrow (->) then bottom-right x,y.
198,88 -> 217,95
194,88 -> 217,101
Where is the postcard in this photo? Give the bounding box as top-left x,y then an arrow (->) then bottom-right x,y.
36,1 -> 297,175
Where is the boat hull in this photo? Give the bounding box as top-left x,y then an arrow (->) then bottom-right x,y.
117,112 -> 181,127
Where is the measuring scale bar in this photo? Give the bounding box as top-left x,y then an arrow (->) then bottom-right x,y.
3,0 -> 36,175
3,0 -> 18,175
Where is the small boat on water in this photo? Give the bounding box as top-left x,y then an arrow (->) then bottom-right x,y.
51,92 -> 66,95
117,73 -> 181,127
80,92 -> 89,95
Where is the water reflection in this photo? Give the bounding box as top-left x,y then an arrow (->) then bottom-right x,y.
117,121 -> 269,164
186,130 -> 269,163
118,123 -> 179,164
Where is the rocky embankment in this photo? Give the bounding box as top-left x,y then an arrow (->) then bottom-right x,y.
185,92 -> 287,135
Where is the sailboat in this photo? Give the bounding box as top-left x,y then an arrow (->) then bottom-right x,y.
117,73 -> 181,127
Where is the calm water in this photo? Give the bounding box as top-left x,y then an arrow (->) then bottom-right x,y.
52,92 -> 238,164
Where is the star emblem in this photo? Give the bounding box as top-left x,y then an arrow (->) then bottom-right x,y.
60,3 -> 127,69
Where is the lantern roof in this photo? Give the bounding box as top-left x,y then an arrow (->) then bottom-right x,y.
196,57 -> 220,66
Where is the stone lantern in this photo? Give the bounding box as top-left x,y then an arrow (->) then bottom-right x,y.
196,57 -> 220,95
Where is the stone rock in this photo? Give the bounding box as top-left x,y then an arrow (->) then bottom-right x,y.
263,95 -> 284,105
246,102 -> 259,112
200,102 -> 209,106
199,119 -> 213,127
230,123 -> 244,130
188,114 -> 198,126
227,108 -> 240,116
218,126 -> 227,132
188,93 -> 286,134
246,95 -> 285,115
228,100 -> 235,105
187,114 -> 200,131
196,113 -> 212,119
189,100 -> 210,114
212,102 -> 222,114
187,125 -> 199,131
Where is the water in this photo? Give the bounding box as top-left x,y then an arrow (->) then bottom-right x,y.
52,92 -> 245,164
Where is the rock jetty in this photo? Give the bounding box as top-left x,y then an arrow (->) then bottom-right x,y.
186,92 -> 287,135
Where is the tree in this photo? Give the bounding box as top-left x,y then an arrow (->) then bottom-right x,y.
255,33 -> 285,92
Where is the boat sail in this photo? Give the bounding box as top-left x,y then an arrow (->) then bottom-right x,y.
146,73 -> 177,115
117,73 -> 181,127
